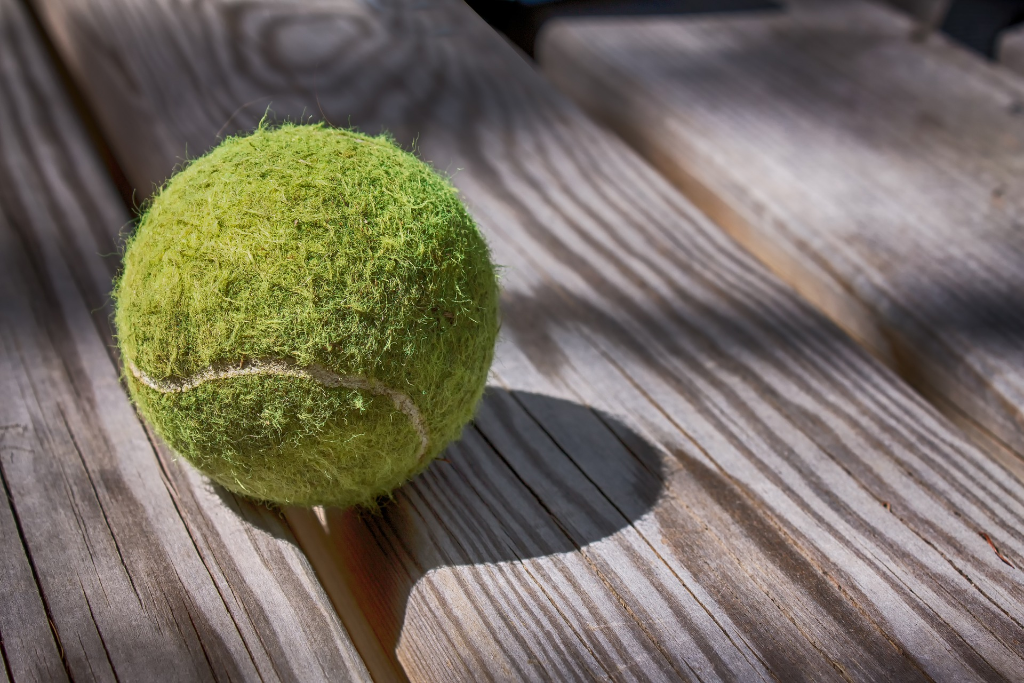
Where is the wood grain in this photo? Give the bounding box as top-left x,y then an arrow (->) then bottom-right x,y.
539,0 -> 1024,466
0,411 -> 67,683
0,0 -> 371,679
28,0 -> 1024,678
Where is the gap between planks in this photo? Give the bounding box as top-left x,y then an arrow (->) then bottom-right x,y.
538,0 -> 1024,475
25,0 -> 1024,678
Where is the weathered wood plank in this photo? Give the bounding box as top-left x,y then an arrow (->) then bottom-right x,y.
0,400 -> 67,683
0,0 -> 371,679
539,0 -> 1024,466
28,0 -> 1024,679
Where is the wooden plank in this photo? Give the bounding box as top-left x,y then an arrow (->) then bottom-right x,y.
29,0 -> 1024,678
999,22 -> 1024,77
539,0 -> 1024,466
0,413 -> 67,683
0,0 -> 372,679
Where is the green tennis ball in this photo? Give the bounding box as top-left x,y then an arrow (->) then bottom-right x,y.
114,122 -> 499,508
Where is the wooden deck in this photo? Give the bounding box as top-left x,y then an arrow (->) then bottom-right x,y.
2,0 -> 1023,680
0,0 -> 372,679
539,0 -> 1024,465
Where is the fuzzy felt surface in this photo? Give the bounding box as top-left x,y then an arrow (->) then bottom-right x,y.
115,123 -> 499,508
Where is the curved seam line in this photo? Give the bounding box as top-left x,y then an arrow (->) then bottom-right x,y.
127,359 -> 429,462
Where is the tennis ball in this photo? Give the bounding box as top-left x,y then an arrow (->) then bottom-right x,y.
114,122 -> 499,508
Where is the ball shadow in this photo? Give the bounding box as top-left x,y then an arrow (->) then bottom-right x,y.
321,387 -> 666,664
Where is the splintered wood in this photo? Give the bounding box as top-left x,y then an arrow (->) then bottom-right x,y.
11,0 -> 1024,679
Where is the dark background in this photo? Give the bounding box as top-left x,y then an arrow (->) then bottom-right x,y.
465,0 -> 1024,58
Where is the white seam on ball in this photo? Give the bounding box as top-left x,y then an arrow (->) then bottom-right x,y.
127,359 -> 430,462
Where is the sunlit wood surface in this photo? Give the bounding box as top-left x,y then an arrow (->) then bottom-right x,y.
3,0 -> 1023,679
0,0 -> 371,679
540,0 -> 1024,468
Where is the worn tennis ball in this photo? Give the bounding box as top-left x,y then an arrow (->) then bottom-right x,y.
114,122 -> 499,508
